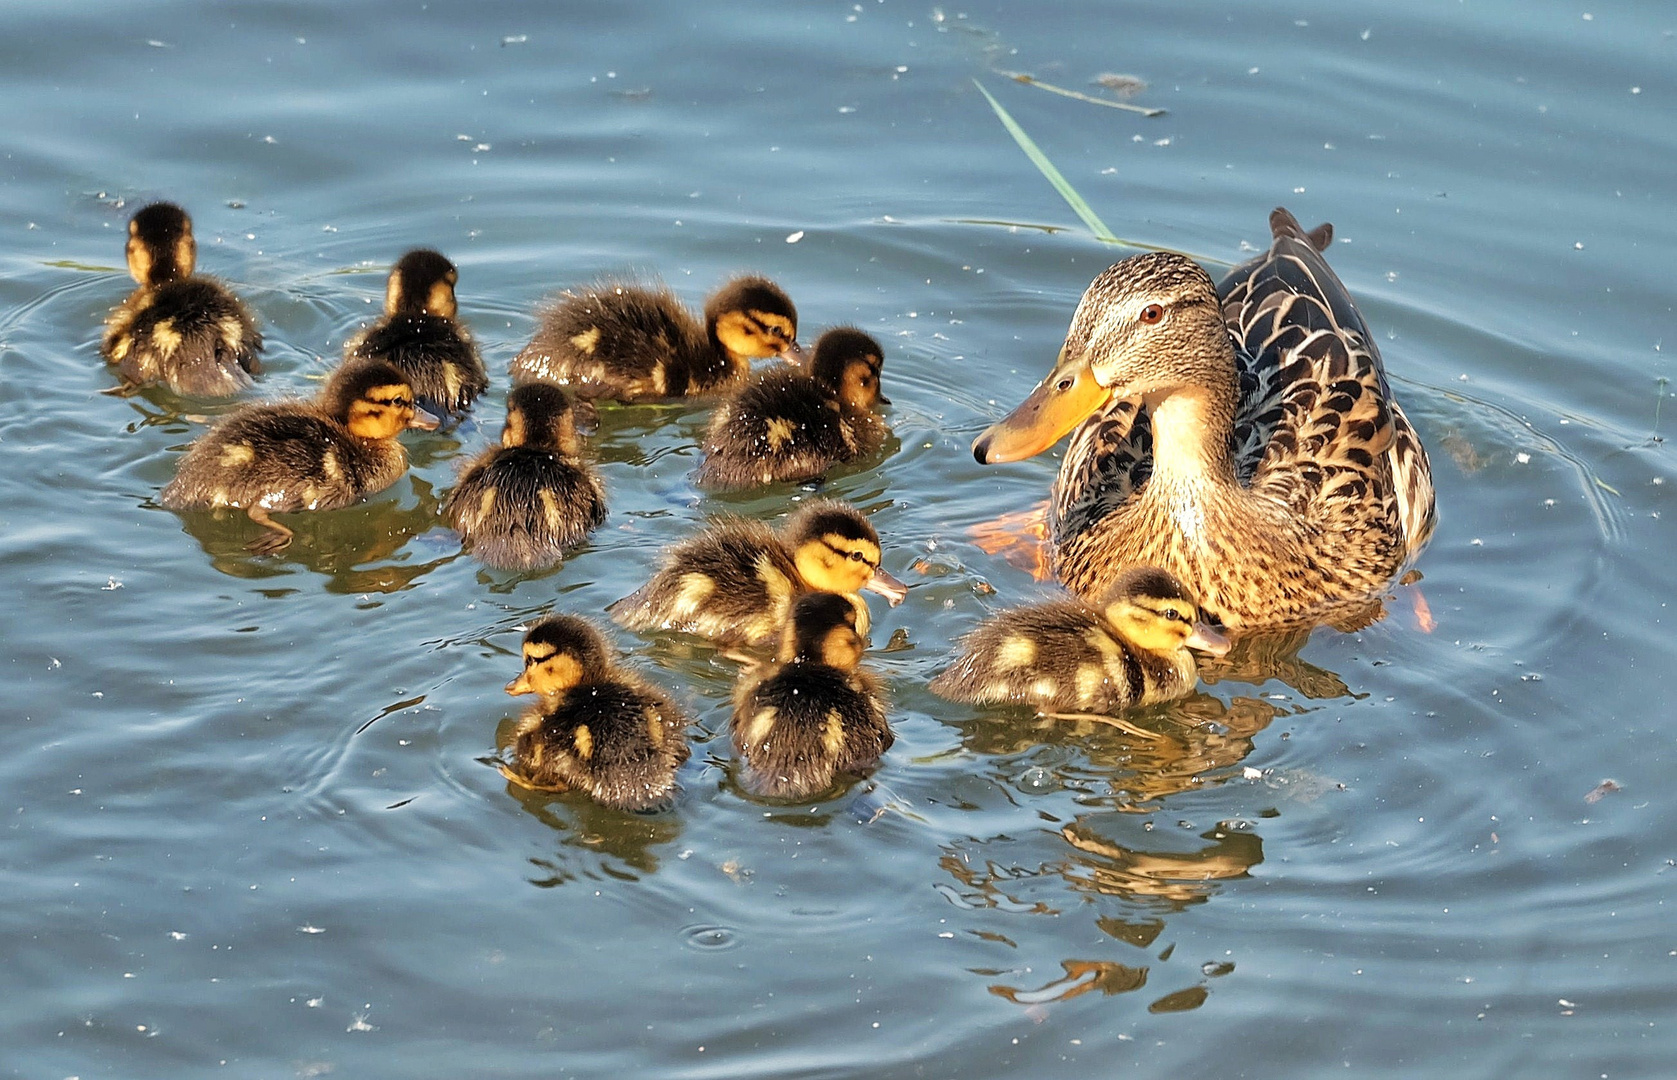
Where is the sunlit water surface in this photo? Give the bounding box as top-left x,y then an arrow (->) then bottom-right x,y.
2,1 -> 1674,1077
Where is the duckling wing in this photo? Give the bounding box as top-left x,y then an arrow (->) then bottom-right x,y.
608,518 -> 798,646
696,367 -> 854,489
1219,208 -> 1434,555
513,284 -> 700,398
350,314 -> 485,413
446,447 -> 606,570
161,405 -> 374,512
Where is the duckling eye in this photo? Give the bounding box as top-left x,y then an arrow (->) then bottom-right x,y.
1138,304 -> 1164,325
848,550 -> 867,562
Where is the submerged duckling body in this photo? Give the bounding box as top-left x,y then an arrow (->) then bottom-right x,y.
509,275 -> 798,402
502,615 -> 690,811
696,327 -> 890,490
101,202 -> 262,396
608,499 -> 907,648
159,357 -> 438,553
731,591 -> 891,799
344,249 -> 487,416
929,565 -> 1229,715
445,383 -> 606,570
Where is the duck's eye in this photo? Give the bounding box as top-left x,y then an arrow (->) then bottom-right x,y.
1055,377 -> 1074,392
1139,304 -> 1164,325
1159,608 -> 1183,622
848,550 -> 867,562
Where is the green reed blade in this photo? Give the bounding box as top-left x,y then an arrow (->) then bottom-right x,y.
973,78 -> 1119,244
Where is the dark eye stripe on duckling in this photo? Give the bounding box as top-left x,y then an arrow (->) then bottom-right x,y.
820,537 -> 877,567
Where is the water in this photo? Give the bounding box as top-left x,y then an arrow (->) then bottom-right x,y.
2,0 -> 1674,1076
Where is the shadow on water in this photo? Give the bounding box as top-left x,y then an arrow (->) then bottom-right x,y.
165,475 -> 460,593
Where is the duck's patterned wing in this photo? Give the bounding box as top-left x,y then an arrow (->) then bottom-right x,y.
1217,209 -> 1407,536
1049,398 -> 1151,544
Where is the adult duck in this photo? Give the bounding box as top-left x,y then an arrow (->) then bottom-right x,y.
971,209 -> 1435,631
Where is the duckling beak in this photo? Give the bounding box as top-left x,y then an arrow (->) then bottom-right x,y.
971,353 -> 1112,464
505,672 -> 533,696
408,405 -> 442,432
863,566 -> 909,606
779,340 -> 808,365
1186,621 -> 1232,657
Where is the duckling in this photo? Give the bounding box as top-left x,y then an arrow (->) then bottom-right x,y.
344,249 -> 487,416
159,357 -> 439,554
731,591 -> 892,799
101,201 -> 263,396
444,383 -> 607,570
502,615 -> 691,811
509,275 -> 799,402
929,565 -> 1230,719
695,327 -> 891,490
608,499 -> 908,648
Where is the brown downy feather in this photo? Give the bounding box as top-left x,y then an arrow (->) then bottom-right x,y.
346,249 -> 486,415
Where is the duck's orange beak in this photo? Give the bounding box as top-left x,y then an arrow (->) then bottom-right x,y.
971,353 -> 1111,464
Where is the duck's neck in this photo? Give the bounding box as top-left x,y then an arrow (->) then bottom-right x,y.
1145,373 -> 1239,491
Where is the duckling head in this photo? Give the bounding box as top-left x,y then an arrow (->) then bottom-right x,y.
505,615 -> 612,700
972,252 -> 1229,464
384,249 -> 459,320
1101,565 -> 1230,657
705,275 -> 799,362
784,500 -> 908,605
325,357 -> 440,438
502,382 -> 581,455
125,202 -> 196,287
779,591 -> 865,669
809,327 -> 888,410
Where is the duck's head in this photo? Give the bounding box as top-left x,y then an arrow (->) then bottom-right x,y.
384,249 -> 459,320
125,202 -> 196,287
505,615 -> 612,699
972,252 -> 1227,464
324,357 -> 440,438
1100,565 -> 1230,657
784,500 -> 908,605
809,327 -> 888,411
502,383 -> 581,455
705,275 -> 800,362
779,591 -> 865,669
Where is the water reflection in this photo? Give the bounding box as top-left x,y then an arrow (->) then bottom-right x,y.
166,476 -> 459,592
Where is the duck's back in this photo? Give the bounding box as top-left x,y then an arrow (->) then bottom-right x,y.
160,403 -> 404,512
103,278 -> 262,396
511,284 -> 715,400
732,662 -> 890,798
446,445 -> 606,570
349,314 -> 485,414
608,519 -> 801,646
696,365 -> 882,489
516,680 -> 689,811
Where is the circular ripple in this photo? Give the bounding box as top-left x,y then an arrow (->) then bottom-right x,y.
680,924 -> 741,952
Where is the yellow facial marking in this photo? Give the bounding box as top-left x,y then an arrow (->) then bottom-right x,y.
744,706 -> 778,746
995,634 -> 1037,670
793,535 -> 878,595
573,724 -> 594,761
174,235 -> 195,278
151,318 -> 182,357
820,625 -> 863,671
218,443 -> 255,468
126,238 -> 154,285
821,709 -> 846,757
765,417 -> 796,451
425,280 -> 457,319
569,327 -> 601,355
501,408 -> 527,449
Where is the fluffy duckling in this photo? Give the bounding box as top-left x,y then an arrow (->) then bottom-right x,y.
695,327 -> 890,490
159,357 -> 439,554
445,383 -> 607,570
101,201 -> 263,396
344,249 -> 487,416
608,499 -> 908,648
502,615 -> 691,811
929,565 -> 1231,718
509,275 -> 799,402
731,591 -> 892,799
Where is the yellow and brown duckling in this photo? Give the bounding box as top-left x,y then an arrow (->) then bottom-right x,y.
501,615 -> 691,812
159,356 -> 439,554
509,275 -> 799,402
343,249 -> 487,417
444,383 -> 606,571
731,591 -> 892,799
101,201 -> 263,396
695,326 -> 891,491
929,565 -> 1230,717
608,499 -> 908,649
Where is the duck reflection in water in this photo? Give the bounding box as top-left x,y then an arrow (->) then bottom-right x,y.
167,475 -> 460,593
